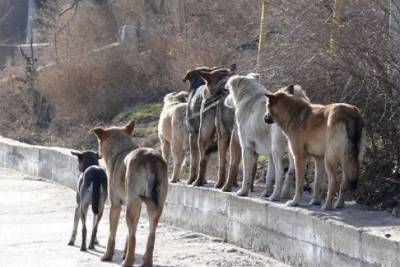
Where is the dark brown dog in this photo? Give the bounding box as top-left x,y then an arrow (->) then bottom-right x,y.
183,65 -> 241,189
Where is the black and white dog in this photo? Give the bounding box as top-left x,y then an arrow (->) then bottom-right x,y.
68,150 -> 108,251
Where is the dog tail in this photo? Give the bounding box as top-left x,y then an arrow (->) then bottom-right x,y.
89,167 -> 107,215
139,159 -> 168,212
343,114 -> 365,192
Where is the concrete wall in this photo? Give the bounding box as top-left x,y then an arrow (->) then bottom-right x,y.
0,136 -> 399,267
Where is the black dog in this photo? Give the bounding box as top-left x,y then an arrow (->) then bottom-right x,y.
68,150 -> 108,251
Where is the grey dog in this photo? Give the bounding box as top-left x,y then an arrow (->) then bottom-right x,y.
68,150 -> 108,251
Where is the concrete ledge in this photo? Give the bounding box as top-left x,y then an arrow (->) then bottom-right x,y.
0,136 -> 399,267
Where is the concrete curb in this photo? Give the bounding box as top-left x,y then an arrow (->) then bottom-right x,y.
0,136 -> 399,267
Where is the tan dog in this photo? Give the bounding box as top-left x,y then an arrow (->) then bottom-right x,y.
264,85 -> 365,210
158,91 -> 188,183
93,120 -> 168,267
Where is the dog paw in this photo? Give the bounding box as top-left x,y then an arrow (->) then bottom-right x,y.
236,189 -> 249,197
186,179 -> 194,185
309,198 -> 321,206
221,185 -> 233,192
122,261 -> 133,267
334,201 -> 344,209
267,194 -> 280,202
170,179 -> 179,184
67,241 -> 74,246
260,190 -> 270,198
192,179 -> 205,187
286,200 -> 299,207
88,244 -> 95,250
80,246 -> 87,252
101,254 -> 113,262
141,261 -> 153,267
321,203 -> 332,211
214,181 -> 224,189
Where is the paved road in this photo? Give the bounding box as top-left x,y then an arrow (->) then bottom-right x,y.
0,168 -> 288,267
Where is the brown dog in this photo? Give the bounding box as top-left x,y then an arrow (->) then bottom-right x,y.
93,120 -> 168,267
264,85 -> 365,210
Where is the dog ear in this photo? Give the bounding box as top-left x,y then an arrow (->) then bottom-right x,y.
124,120 -> 136,136
224,94 -> 235,109
71,151 -> 81,157
230,63 -> 237,74
285,85 -> 295,95
198,71 -> 214,84
92,127 -> 107,141
182,70 -> 193,82
265,92 -> 277,104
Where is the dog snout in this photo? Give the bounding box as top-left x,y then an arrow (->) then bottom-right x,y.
264,113 -> 274,124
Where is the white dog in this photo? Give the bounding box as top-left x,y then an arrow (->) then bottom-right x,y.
225,73 -> 294,200
158,91 -> 188,183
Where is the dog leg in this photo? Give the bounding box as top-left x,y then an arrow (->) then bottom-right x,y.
267,151 -> 284,201
215,135 -> 229,189
250,156 -> 258,192
171,141 -> 185,183
68,205 -> 80,246
237,148 -> 256,196
282,153 -> 295,199
89,210 -> 103,249
310,157 -> 325,206
142,205 -> 162,267
263,155 -> 275,196
160,139 -> 170,163
286,155 -> 306,207
80,204 -> 89,251
101,203 -> 121,262
335,157 -> 349,209
122,202 -> 141,267
222,130 -> 241,192
322,159 -> 338,210
187,134 -> 198,185
122,235 -> 128,260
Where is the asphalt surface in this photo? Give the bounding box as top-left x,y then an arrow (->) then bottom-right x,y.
0,168 -> 288,267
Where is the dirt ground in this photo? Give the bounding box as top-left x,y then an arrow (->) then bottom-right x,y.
0,168 -> 289,267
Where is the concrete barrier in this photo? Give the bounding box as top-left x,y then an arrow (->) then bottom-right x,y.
0,136 -> 399,267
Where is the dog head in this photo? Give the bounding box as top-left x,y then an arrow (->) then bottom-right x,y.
71,150 -> 100,172
264,84 -> 306,125
224,72 -> 262,109
164,91 -> 189,104
198,66 -> 236,97
92,120 -> 138,160
182,66 -> 219,92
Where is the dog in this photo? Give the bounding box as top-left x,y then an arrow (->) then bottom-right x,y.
264,85 -> 365,209
183,64 -> 241,189
225,73 -> 295,200
93,120 -> 168,267
68,150 -> 108,251
158,91 -> 189,183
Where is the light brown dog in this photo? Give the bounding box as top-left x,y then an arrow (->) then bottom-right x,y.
158,91 -> 188,183
264,85 -> 365,210
93,120 -> 168,267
